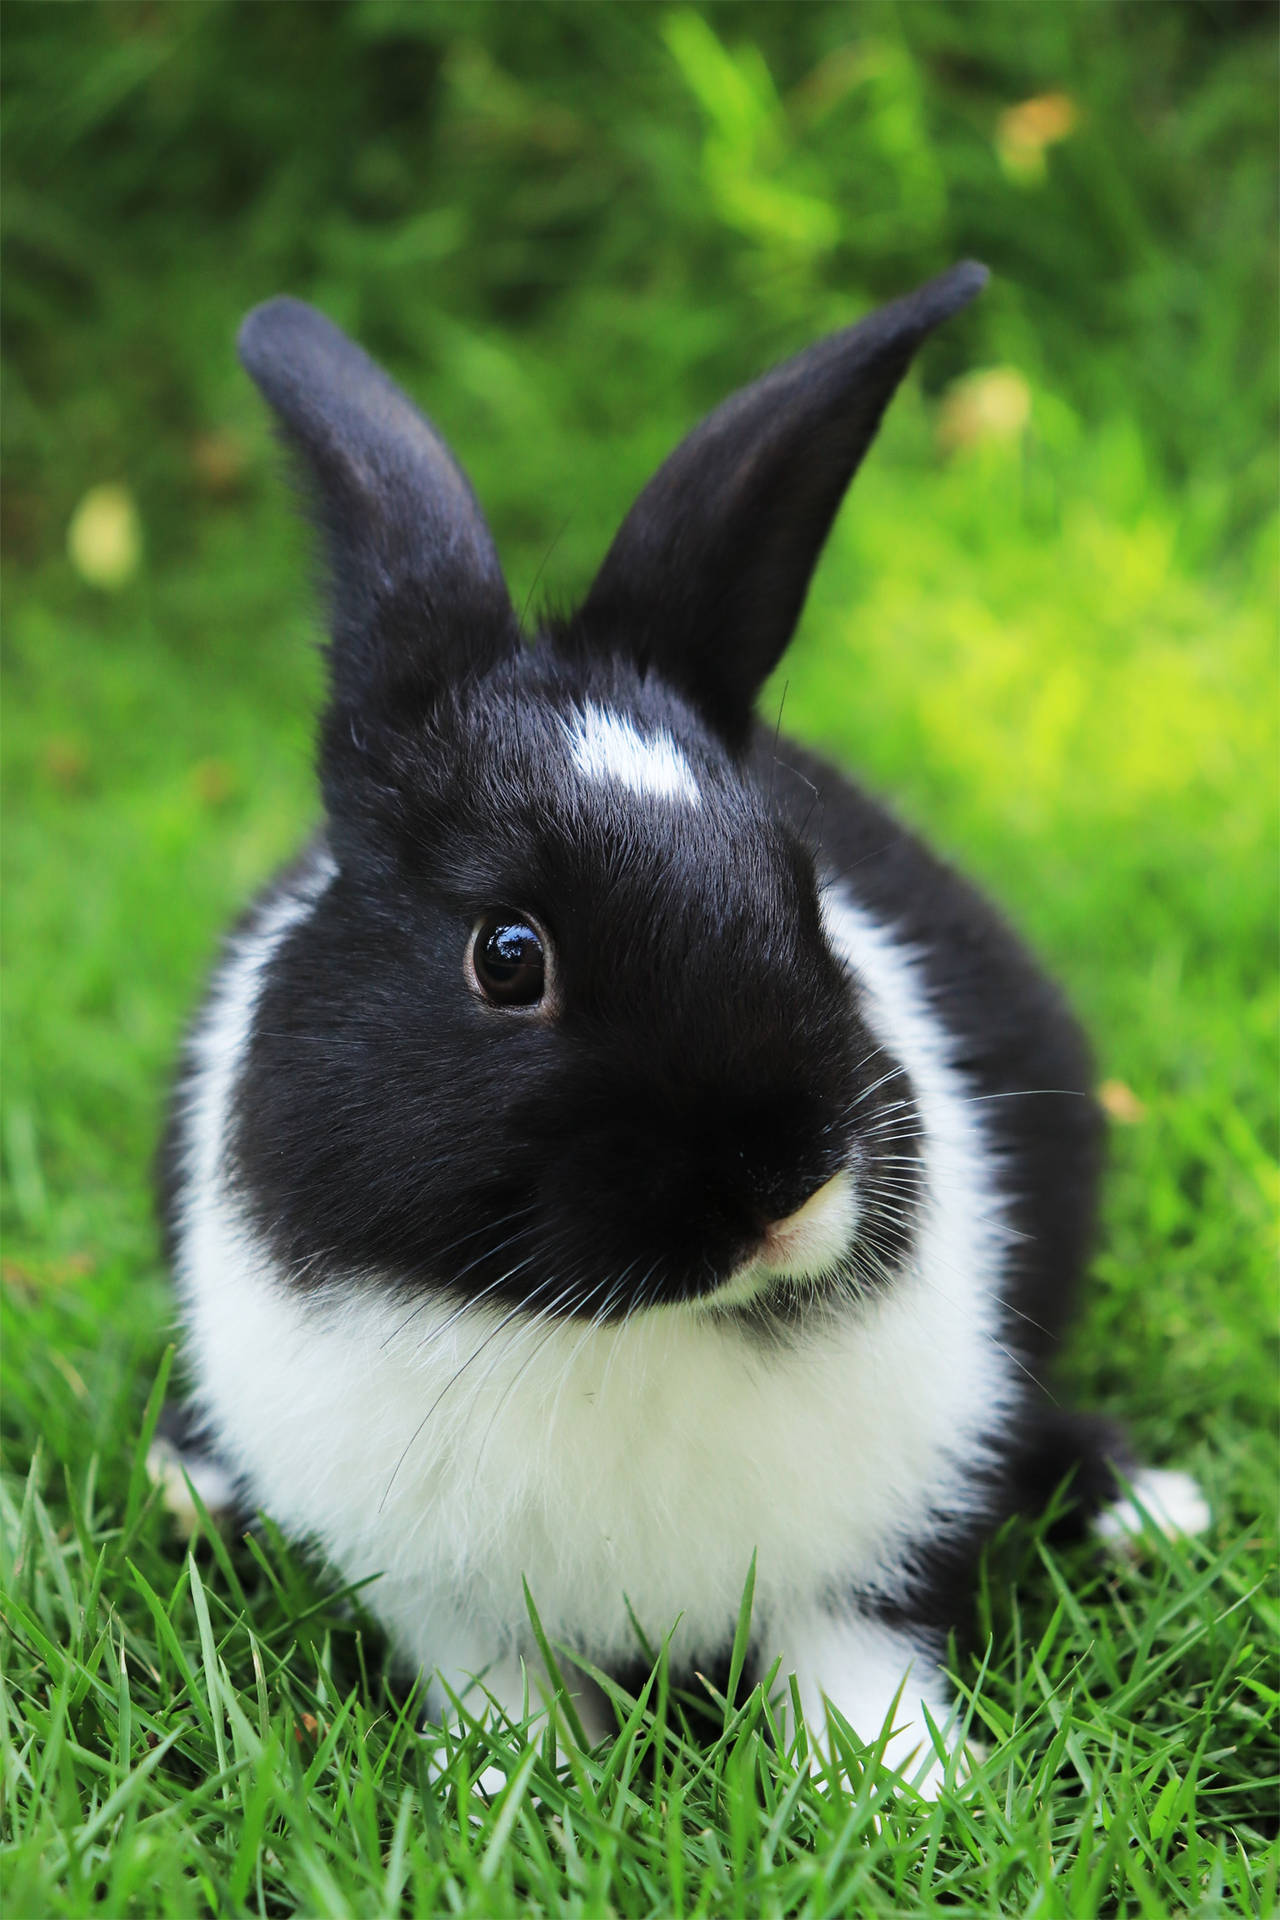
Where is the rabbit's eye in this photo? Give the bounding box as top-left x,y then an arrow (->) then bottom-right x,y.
468,912 -> 548,1009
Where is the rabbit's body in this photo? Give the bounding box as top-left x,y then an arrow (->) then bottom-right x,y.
158,268 -> 1206,1793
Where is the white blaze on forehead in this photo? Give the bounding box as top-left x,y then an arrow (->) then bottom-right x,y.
567,703 -> 701,805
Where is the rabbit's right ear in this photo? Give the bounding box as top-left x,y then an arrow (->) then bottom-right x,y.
561,263 -> 986,749
239,299 -> 517,746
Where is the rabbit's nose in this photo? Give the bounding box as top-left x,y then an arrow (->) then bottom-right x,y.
742,1155 -> 839,1230
758,1171 -> 857,1276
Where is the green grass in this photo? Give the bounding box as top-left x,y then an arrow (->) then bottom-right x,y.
3,4 -> 1277,1914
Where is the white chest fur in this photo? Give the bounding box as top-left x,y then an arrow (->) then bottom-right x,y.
176,857 -> 1017,1682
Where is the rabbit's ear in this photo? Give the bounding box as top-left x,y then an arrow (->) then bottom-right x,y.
564,263 -> 986,746
239,299 -> 516,725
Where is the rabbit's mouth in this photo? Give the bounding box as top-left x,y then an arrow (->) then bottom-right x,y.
692,1169 -> 858,1311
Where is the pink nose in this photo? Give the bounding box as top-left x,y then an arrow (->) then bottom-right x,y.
761,1173 -> 853,1269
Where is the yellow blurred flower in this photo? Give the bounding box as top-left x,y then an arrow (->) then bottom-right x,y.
997,92 -> 1079,183
66,482 -> 142,590
936,368 -> 1032,453
1098,1080 -> 1148,1125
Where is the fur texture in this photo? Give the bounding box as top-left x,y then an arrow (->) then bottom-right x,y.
159,269 -> 1207,1796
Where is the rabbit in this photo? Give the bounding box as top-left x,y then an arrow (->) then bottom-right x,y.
153,263 -> 1209,1798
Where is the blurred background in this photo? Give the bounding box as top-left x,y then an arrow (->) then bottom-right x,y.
3,2 -> 1276,1457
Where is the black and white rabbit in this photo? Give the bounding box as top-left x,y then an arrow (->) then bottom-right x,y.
155,264 -> 1208,1795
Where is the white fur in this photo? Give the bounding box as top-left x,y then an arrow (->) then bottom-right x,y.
175,842 -> 337,1305
176,865 -> 1014,1773
567,703 -> 701,804
1093,1468 -> 1210,1547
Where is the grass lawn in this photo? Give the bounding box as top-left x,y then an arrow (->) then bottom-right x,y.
3,5 -> 1276,1914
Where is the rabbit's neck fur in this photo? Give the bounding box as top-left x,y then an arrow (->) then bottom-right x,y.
175,843 -> 1018,1678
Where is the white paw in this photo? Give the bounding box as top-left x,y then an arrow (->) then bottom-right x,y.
1093,1467 -> 1211,1549
780,1612 -> 971,1802
803,1698 -> 972,1801
877,1713 -> 980,1800
417,1652 -> 609,1803
416,1725 -> 510,1800
145,1436 -> 238,1537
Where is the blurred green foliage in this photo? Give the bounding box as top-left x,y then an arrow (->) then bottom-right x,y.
2,6 -> 1277,1912
3,0 -> 1276,576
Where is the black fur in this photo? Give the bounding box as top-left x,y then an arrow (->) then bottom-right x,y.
566,262 -> 988,748
161,267 -> 1130,1719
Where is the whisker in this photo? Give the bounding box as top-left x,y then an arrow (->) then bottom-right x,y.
852,1216 -> 1056,1391
405,1252 -> 542,1364
379,1285 -> 551,1512
544,1271 -> 628,1440
467,1271 -> 604,1476
858,1173 -> 1032,1246
848,1064 -> 913,1109
381,1206 -> 537,1349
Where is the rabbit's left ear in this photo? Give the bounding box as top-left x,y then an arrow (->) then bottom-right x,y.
238,299 -> 516,736
563,263 -> 986,747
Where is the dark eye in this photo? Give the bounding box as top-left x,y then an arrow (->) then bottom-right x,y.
468,911 -> 549,1009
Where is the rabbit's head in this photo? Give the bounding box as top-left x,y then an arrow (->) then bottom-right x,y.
231,268 -> 985,1320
